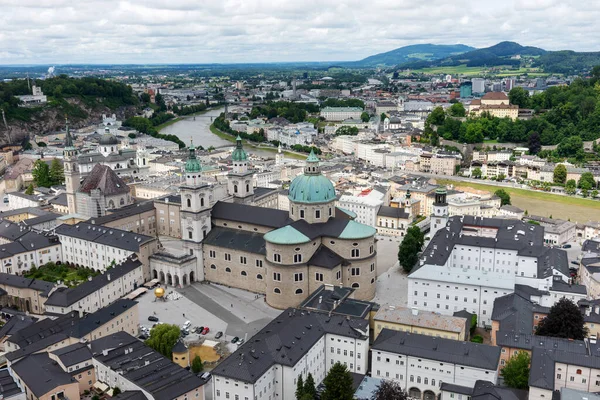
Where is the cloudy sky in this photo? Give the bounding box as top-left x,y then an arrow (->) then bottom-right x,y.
1,0 -> 599,64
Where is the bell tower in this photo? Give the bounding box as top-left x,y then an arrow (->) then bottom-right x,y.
63,118 -> 80,214
227,136 -> 254,201
430,188 -> 449,238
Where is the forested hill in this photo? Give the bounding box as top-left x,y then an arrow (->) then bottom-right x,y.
347,44 -> 474,67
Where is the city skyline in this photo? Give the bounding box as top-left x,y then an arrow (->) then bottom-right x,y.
2,0 -> 600,65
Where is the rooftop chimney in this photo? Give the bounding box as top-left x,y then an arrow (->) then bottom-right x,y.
411,308 -> 418,316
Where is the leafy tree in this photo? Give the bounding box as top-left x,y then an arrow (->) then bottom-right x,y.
508,87 -> 530,108
25,184 -> 34,195
112,387 -> 122,396
557,136 -> 584,159
191,355 -> 203,373
145,324 -> 181,358
335,126 -> 359,136
37,141 -> 47,147
578,172 -> 597,190
304,373 -> 317,400
321,362 -> 354,400
494,189 -> 511,206
140,92 -> 151,103
566,179 -> 577,195
49,159 -> 64,185
471,335 -> 483,343
470,315 -> 477,334
472,167 -> 482,179
360,112 -> 370,123
501,352 -> 530,390
398,226 -> 425,273
553,164 -> 567,184
427,106 -> 446,126
32,160 -> 51,188
373,380 -> 408,400
128,133 -> 136,139
535,298 -> 587,339
296,375 -> 304,400
528,131 -> 542,154
593,190 -> 599,198
380,113 -> 387,121
448,102 -> 466,117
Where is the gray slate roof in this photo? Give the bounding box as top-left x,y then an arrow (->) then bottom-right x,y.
0,369 -> 23,399
372,329 -> 500,370
496,332 -> 588,354
203,227 -> 266,255
211,201 -> 290,229
0,273 -> 55,296
51,342 -> 93,367
79,164 -> 130,195
11,353 -> 76,397
377,206 -> 409,219
212,308 -> 368,384
491,293 -> 535,334
308,245 -> 344,269
90,201 -> 156,225
55,222 -> 155,252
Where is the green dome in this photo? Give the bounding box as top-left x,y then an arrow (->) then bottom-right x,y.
185,142 -> 202,173
288,150 -> 335,204
264,226 -> 311,245
231,136 -> 248,162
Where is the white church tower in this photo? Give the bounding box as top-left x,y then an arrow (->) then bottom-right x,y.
430,188 -> 449,238
227,135 -> 254,201
275,143 -> 284,166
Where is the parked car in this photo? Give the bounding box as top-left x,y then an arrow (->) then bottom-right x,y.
181,329 -> 189,336
183,320 -> 191,328
138,334 -> 148,340
231,336 -> 239,344
202,327 -> 210,335
148,316 -> 159,322
2,196 -> 8,203
215,331 -> 223,339
237,339 -> 245,346
563,244 -> 572,248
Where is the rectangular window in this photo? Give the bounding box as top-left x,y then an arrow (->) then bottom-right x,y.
315,209 -> 321,219
209,250 -> 216,258
273,253 -> 281,263
294,254 -> 302,263
224,253 -> 231,261
273,272 -> 281,281
315,273 -> 324,281
256,260 -> 263,267
351,267 -> 360,276
240,256 -> 247,264
294,273 -> 303,282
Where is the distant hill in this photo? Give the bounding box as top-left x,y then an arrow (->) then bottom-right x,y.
347,44 -> 475,67
533,50 -> 600,75
399,41 -> 547,69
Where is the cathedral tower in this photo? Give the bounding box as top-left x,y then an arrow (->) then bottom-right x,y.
63,118 -> 80,214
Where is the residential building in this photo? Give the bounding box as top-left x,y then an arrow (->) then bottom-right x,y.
527,216 -> 576,245
408,216 -> 572,326
373,306 -> 469,341
440,380 -> 527,400
0,273 -> 55,314
376,206 -> 412,237
469,92 -> 519,120
320,107 -> 363,121
371,329 -> 500,400
337,195 -> 383,228
211,308 -> 369,400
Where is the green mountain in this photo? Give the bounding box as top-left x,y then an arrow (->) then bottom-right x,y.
399,41 -> 546,69
533,50 -> 600,75
348,44 -> 475,67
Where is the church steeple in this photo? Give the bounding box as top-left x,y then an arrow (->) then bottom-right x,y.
64,117 -> 74,148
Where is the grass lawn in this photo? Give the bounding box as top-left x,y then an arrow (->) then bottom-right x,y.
419,65 -> 486,75
436,178 -> 600,221
483,139 -> 499,144
209,124 -> 306,160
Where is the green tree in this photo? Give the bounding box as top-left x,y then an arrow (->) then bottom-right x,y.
49,158 -> 64,185
578,172 -> 597,190
472,167 -> 482,179
296,375 -> 304,400
32,160 -> 51,187
360,112 -> 370,123
566,179 -> 577,195
25,183 -> 34,195
140,92 -> 151,103
398,226 -> 424,273
145,324 -> 181,358
373,380 -> 408,400
501,352 -> 530,390
303,373 -> 317,400
427,106 -> 445,126
536,298 -> 587,339
37,141 -> 47,147
592,190 -> 599,198
448,102 -> 466,117
557,136 -> 584,159
508,87 -> 530,108
191,355 -> 203,373
528,131 -> 542,154
335,126 -> 359,136
494,189 -> 511,206
321,362 -> 354,400
112,387 -> 122,396
553,164 -> 567,184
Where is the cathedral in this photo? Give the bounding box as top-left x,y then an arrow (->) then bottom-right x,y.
169,136 -> 378,309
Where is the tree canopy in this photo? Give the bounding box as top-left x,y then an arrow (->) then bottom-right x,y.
535,298 -> 587,340
335,126 -> 359,136
32,160 -> 52,188
501,352 -> 530,390
398,226 -> 425,273
145,324 -> 181,358
448,102 -> 466,117
494,189 -> 511,206
320,362 -> 354,400
191,355 -> 203,374
553,164 -> 567,184
374,380 -> 409,400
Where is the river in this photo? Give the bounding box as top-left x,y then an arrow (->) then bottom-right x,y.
158,107 -> 277,159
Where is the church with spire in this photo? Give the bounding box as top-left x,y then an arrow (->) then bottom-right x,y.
172,140 -> 378,309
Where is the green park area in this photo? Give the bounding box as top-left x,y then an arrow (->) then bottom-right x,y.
436,179 -> 600,222
417,65 -> 549,78
25,262 -> 101,287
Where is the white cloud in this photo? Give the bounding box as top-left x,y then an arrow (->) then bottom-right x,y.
1,0 -> 600,64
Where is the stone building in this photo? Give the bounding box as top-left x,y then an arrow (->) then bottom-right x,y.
202,149 -> 378,309
75,164 -> 133,218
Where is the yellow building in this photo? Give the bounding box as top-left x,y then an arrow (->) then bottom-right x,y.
469,92 -> 519,120
373,305 -> 468,340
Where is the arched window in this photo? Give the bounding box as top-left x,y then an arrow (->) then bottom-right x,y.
225,267 -> 231,273
241,271 -> 247,276
246,184 -> 250,192
274,288 -> 281,294
424,378 -> 428,385
187,198 -> 191,207
295,288 -> 303,295
200,197 -> 205,207
432,379 -> 435,387
210,264 -> 216,269
351,283 -> 360,288
257,274 -> 263,280
315,209 -> 321,219
300,210 -> 305,218
371,278 -> 375,283
120,198 -> 125,206
234,185 -> 238,193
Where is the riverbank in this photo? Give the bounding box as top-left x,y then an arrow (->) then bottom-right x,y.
155,107 -> 219,131
209,123 -> 306,160
436,178 -> 600,221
